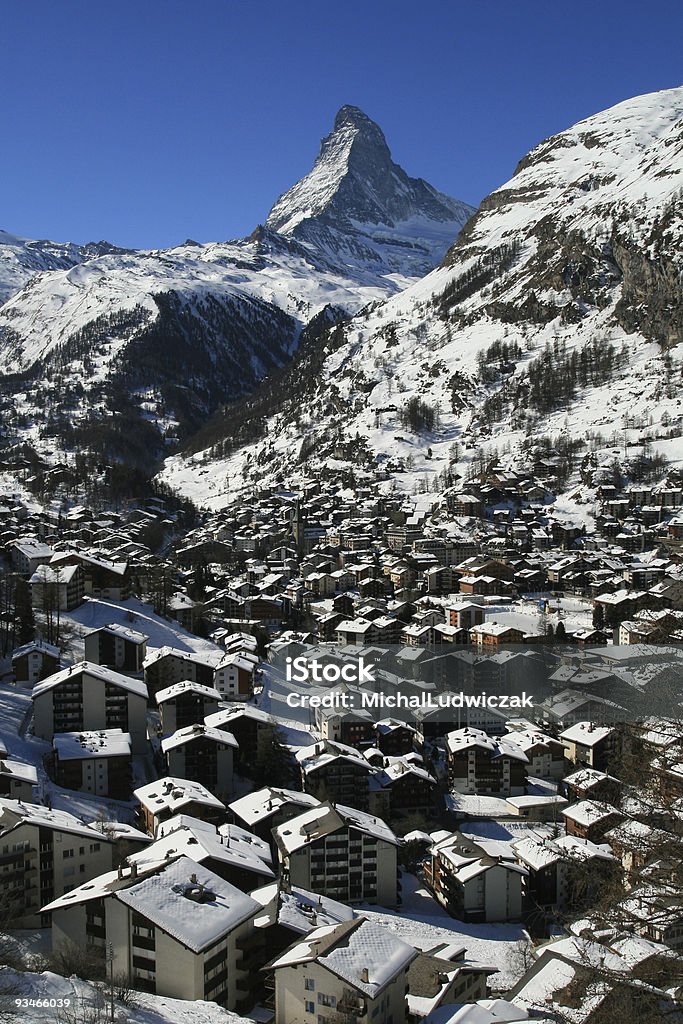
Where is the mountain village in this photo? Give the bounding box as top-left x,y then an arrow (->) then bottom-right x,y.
0,85 -> 682,1024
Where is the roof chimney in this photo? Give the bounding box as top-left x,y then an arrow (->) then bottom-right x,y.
360,967 -> 369,983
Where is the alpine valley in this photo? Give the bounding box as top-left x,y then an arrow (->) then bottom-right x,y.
1,88 -> 683,514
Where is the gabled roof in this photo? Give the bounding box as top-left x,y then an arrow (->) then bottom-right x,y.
32,661 -> 148,699
269,918 -> 417,997
116,855 -> 260,952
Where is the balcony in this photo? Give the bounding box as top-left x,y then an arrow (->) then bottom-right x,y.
338,993 -> 367,1016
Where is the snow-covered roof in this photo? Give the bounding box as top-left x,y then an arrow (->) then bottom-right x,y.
562,800 -> 620,827
270,918 -> 417,996
128,821 -> 274,880
229,786 -> 321,827
251,883 -> 355,934
155,679 -> 222,705
0,797 -> 110,841
117,855 -> 260,951
53,729 -> 132,760
0,759 -> 38,785
446,728 -> 529,763
275,802 -> 398,855
134,777 -> 226,818
11,639 -> 60,660
32,660 -> 148,699
143,644 -> 224,669
559,722 -> 614,746
161,723 -> 238,752
85,622 -> 148,644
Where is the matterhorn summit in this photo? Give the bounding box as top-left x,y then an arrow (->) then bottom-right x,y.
266,104 -> 475,277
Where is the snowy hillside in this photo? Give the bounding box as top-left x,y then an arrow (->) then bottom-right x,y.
0,228 -> 131,305
161,85 -> 683,510
0,107 -> 473,471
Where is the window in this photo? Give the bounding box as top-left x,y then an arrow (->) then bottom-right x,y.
318,994 -> 336,1008
305,1002 -> 315,1014
305,979 -> 315,991
63,850 -> 74,860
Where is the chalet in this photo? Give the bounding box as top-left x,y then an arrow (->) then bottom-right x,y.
562,800 -> 623,842
134,777 -> 226,836
32,662 -> 148,753
562,767 -> 622,805
11,639 -> 60,686
469,623 -> 525,648
446,727 -> 528,796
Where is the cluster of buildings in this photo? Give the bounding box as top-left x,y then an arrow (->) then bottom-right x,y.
0,464 -> 682,1022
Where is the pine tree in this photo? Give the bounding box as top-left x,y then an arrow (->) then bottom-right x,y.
15,577 -> 35,646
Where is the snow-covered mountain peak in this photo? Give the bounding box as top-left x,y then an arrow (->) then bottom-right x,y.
265,105 -> 475,276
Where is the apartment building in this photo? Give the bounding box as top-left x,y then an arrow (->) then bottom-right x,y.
30,563 -> 85,611
44,855 -> 263,1011
268,917 -> 416,1024
84,623 -> 148,672
273,802 -> 400,908
53,729 -> 132,799
426,833 -> 527,923
32,662 -> 148,753
155,680 -> 222,734
0,797 -> 115,926
161,724 -> 237,801
298,741 -> 375,811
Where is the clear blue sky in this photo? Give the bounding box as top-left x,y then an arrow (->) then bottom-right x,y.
3,0 -> 682,249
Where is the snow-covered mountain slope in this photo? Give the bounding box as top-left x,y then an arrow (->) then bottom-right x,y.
266,105 -> 474,278
0,227 -> 131,304
161,86 -> 683,510
0,108 -> 473,466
